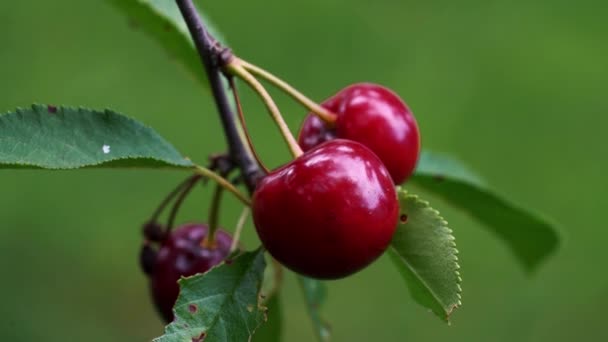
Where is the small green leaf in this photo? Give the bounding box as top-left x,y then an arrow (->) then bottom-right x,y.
412,151 -> 560,272
298,276 -> 331,342
252,294 -> 283,342
106,0 -> 226,90
154,249 -> 267,342
0,105 -> 192,169
390,190 -> 461,322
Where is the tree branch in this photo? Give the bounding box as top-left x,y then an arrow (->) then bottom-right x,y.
176,0 -> 263,193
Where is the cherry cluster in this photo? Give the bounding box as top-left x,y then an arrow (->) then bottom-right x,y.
139,174 -> 238,322
140,57 -> 419,322
255,83 -> 419,279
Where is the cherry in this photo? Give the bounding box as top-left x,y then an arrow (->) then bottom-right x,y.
252,139 -> 399,279
298,83 -> 420,184
147,223 -> 233,322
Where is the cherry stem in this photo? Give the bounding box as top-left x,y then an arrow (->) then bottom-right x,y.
272,258 -> 284,295
193,165 -> 251,207
225,59 -> 304,159
229,207 -> 250,253
150,174 -> 198,222
165,175 -> 202,233
204,183 -> 224,248
262,257 -> 285,301
228,76 -> 270,173
238,58 -> 338,127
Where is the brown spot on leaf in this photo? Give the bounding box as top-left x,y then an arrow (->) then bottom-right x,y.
47,105 -> 57,113
188,304 -> 198,314
192,332 -> 206,342
433,174 -> 445,182
224,258 -> 233,265
400,214 -> 408,224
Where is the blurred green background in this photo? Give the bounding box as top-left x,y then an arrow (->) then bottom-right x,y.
1,0 -> 606,341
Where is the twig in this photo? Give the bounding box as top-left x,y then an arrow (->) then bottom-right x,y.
176,0 -> 265,192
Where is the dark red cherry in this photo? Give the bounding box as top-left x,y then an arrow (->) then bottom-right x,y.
149,223 -> 233,322
252,139 -> 399,279
140,242 -> 157,276
142,221 -> 166,242
298,83 -> 420,184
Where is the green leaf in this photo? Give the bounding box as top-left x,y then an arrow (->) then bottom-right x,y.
412,151 -> 560,272
0,105 -> 192,169
415,150 -> 485,186
106,0 -> 226,90
390,190 -> 461,322
298,276 -> 331,342
154,249 -> 267,342
252,294 -> 282,342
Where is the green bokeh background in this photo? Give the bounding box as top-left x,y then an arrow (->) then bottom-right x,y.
1,0 -> 606,341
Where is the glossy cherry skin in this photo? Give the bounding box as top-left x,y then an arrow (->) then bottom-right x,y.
149,223 -> 233,323
252,139 -> 399,279
298,83 -> 420,184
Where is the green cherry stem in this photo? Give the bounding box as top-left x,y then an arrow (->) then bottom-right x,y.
193,165 -> 251,207
165,174 -> 202,233
229,207 -> 250,253
225,59 -> 303,159
203,183 -> 224,248
237,58 -> 337,127
150,174 -> 198,222
270,258 -> 284,298
228,76 -> 270,173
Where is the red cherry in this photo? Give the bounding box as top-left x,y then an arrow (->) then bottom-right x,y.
298,83 -> 420,184
148,223 -> 233,322
252,139 -> 399,279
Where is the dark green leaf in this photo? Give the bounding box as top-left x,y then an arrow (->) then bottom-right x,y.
412,151 -> 560,272
0,105 -> 192,169
106,0 -> 226,90
252,294 -> 282,342
154,249 -> 267,342
298,276 -> 331,342
390,190 -> 461,322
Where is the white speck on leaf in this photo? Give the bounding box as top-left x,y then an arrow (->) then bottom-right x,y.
102,145 -> 111,154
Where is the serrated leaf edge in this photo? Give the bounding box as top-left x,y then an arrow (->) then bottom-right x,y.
0,104 -> 194,169
0,157 -> 192,170
397,189 -> 462,321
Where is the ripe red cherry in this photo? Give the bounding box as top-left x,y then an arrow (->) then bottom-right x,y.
298,83 -> 420,184
149,223 -> 233,322
252,139 -> 399,279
